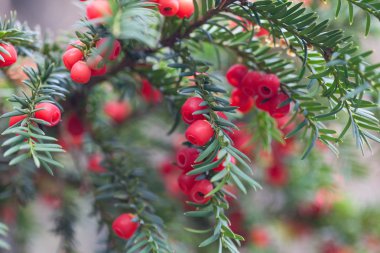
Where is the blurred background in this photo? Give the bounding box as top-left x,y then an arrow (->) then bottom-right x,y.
1,1 -> 380,253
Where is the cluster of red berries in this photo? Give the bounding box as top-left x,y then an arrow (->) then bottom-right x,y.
181,97 -> 216,146
152,0 -> 194,18
62,37 -> 121,84
227,64 -> 290,118
0,43 -> 18,68
9,102 -> 62,128
112,213 -> 140,240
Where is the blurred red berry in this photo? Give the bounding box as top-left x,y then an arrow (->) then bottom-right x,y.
96,38 -> 121,61
185,120 -> 214,146
176,147 -> 199,171
88,154 -> 106,173
189,179 -> 213,204
141,79 -> 162,104
265,164 -> 288,187
178,172 -> 197,195
176,0 -> 194,19
226,64 -> 248,87
9,114 -> 27,127
240,71 -> 262,96
250,227 -> 270,248
112,213 -> 139,240
86,0 -> 112,21
230,88 -> 255,113
104,101 -> 131,124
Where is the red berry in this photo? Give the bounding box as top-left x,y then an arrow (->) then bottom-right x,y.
256,74 -> 280,99
189,179 -> 213,204
185,120 -> 214,146
265,164 -> 288,187
95,38 -> 121,61
112,213 -> 139,240
66,40 -> 84,51
268,93 -> 290,118
240,71 -> 262,96
178,172 -> 197,195
159,0 -> 179,16
70,61 -> 91,84
86,0 -> 112,20
66,114 -> 85,137
228,123 -> 254,155
9,115 -> 27,127
0,43 -> 18,68
256,27 -> 270,37
35,102 -> 61,127
250,227 -> 270,248
141,79 -> 162,104
176,0 -> 194,19
62,48 -> 84,70
230,88 -> 254,113
176,147 -> 199,171
181,97 -> 207,124
88,153 -> 106,173
226,64 -> 248,87
159,160 -> 178,175
104,101 -> 131,124
216,111 -> 228,120
87,55 -> 105,71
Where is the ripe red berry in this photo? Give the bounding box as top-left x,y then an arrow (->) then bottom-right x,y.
255,96 -> 272,112
255,27 -> 270,37
96,38 -> 121,61
104,101 -> 131,124
0,43 -> 18,68
226,64 -> 248,87
268,93 -> 290,118
178,172 -> 197,195
189,179 -> 213,204
256,74 -> 280,99
230,88 -> 254,113
62,48 -> 84,70
240,71 -> 262,96
87,55 -> 105,71
228,123 -> 254,155
216,111 -> 228,120
250,227 -> 270,248
265,164 -> 288,187
86,0 -> 112,21
112,213 -> 139,240
141,79 -> 162,104
87,55 -> 107,76
158,0 -> 179,17
70,61 -> 91,84
181,97 -> 207,124
176,0 -> 194,19
66,40 -> 84,51
9,115 -> 27,127
88,153 -> 106,173
66,114 -> 85,137
159,160 -> 178,175
185,120 -> 214,146
176,147 -> 199,171
35,102 -> 61,127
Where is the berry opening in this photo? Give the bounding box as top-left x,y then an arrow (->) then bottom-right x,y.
177,153 -> 186,167
259,86 -> 272,97
194,192 -> 205,202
